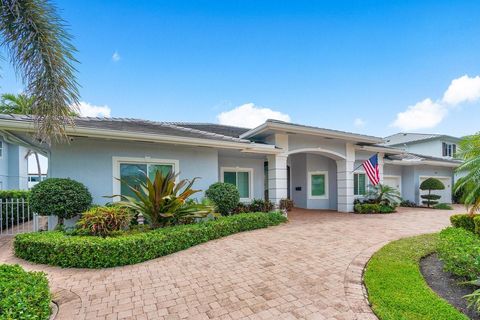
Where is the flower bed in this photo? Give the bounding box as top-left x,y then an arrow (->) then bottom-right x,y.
0,264 -> 51,320
14,212 -> 287,268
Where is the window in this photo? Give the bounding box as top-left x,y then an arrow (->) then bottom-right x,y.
308,171 -> 328,199
113,157 -> 178,200
0,141 -> 3,158
354,173 -> 367,195
442,142 -> 456,157
221,167 -> 253,200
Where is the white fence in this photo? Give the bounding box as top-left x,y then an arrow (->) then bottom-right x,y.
0,198 -> 39,235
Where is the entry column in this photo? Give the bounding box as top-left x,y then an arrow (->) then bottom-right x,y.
267,154 -> 288,205
336,143 -> 355,212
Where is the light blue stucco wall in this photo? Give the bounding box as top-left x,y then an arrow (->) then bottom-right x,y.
49,137 -> 220,204
413,165 -> 454,204
0,138 -> 9,190
217,156 -> 265,201
289,153 -> 337,210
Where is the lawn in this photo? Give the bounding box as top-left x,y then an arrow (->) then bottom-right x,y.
364,233 -> 468,320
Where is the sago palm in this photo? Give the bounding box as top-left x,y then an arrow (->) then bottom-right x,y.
0,0 -> 79,141
454,133 -> 480,216
366,183 -> 401,205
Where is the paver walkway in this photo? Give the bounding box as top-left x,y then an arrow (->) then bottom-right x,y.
0,207 -> 457,320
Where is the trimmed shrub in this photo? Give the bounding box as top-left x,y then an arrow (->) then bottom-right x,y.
205,182 -> 240,215
30,178 -> 92,225
248,199 -> 274,213
354,203 -> 380,213
14,212 -> 287,268
279,198 -> 294,211
400,199 -> 418,207
0,264 -> 51,320
76,206 -> 133,237
433,203 -> 453,210
438,227 -> 480,280
450,214 -> 475,232
0,190 -> 30,199
420,178 -> 445,207
379,204 -> 396,213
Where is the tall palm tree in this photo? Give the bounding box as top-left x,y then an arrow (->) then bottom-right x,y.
454,133 -> 480,216
0,0 -> 79,141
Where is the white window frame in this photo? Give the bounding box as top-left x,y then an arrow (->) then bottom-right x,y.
307,171 -> 329,200
220,167 -> 254,201
442,142 -> 456,158
353,172 -> 368,197
112,156 -> 180,201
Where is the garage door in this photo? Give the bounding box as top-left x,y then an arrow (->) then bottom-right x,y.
419,176 -> 452,204
384,176 -> 401,193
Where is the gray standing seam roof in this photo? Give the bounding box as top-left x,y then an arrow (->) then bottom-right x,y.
383,132 -> 459,146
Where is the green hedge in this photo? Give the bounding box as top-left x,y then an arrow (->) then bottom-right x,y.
0,264 -> 51,320
14,212 -> 287,268
0,190 -> 30,199
450,214 -> 476,232
354,203 -> 395,214
438,227 -> 480,280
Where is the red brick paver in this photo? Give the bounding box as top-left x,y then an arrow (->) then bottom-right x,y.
0,207 -> 457,319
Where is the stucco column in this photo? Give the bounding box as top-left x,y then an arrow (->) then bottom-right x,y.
267,154 -> 288,205
336,143 -> 355,212
378,152 -> 384,184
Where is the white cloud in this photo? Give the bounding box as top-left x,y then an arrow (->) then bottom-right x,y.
217,103 -> 291,128
391,98 -> 447,131
112,51 -> 121,62
75,101 -> 111,117
442,75 -> 480,105
353,118 -> 366,128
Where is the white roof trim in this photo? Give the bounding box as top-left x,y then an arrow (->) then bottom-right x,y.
384,159 -> 459,168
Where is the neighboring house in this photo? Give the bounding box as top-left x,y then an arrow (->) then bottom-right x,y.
0,115 -> 461,212
383,133 -> 460,159
0,137 -> 29,190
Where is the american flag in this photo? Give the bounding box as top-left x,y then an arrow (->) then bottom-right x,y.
362,154 -> 380,185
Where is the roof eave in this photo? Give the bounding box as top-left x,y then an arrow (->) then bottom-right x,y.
240,122 -> 383,144
0,119 -> 281,155
384,159 -> 460,168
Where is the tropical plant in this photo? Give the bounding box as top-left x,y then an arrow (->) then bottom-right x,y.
0,93 -> 34,114
0,0 -> 80,140
455,133 -> 480,216
420,178 -> 445,207
462,279 -> 480,313
29,178 -> 92,225
76,206 -> 132,237
205,182 -> 240,215
116,170 -> 213,228
365,183 -> 401,205
279,198 -> 294,212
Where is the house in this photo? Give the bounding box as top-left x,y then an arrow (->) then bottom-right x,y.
0,114 -> 461,212
0,136 -> 30,190
383,133 -> 460,159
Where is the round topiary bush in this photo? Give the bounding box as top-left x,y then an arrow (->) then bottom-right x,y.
205,182 -> 240,215
420,178 -> 445,207
30,178 -> 92,225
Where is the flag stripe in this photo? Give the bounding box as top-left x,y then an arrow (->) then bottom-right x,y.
362,154 -> 380,186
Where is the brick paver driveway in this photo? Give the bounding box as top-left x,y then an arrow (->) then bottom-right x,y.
0,207 -> 456,320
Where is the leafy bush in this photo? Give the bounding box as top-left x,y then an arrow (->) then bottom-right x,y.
366,184 -> 401,205
116,170 -> 213,228
355,203 -> 380,213
379,204 -> 396,213
420,178 -> 445,207
450,214 -> 476,232
433,203 -> 453,210
14,212 -> 287,268
438,227 -> 480,280
76,206 -> 132,237
205,182 -> 240,215
0,264 -> 51,320
0,190 -> 30,199
400,199 -> 418,207
279,198 -> 294,211
233,199 -> 274,214
30,178 -> 92,225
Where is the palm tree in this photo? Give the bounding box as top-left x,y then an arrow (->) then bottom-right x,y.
0,0 -> 79,141
454,133 -> 480,216
366,183 -> 402,205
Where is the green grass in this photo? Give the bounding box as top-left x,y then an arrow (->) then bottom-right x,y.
364,233 -> 468,320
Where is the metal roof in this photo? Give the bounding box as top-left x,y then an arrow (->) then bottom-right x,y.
383,132 -> 460,146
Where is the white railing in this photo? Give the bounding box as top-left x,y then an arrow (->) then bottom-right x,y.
0,198 -> 39,235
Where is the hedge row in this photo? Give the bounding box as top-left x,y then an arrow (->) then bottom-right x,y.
0,264 -> 51,320
0,190 -> 30,199
438,227 -> 480,280
354,203 -> 395,214
14,212 -> 287,268
449,214 -> 480,234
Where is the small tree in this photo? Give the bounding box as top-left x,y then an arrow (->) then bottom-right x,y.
30,178 -> 92,226
205,182 -> 240,215
420,178 -> 445,208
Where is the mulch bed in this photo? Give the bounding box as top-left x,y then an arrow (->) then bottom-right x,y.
420,253 -> 480,320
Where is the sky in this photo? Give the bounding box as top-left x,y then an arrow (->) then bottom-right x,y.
2,0 -> 480,138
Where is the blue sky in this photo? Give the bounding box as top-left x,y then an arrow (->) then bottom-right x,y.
2,0 -> 480,137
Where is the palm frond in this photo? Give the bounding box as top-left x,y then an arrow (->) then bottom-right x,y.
0,0 -> 79,141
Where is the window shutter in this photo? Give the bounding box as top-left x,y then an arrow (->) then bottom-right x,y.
442,142 -> 447,156
237,172 -> 250,198
359,174 -> 366,195
453,144 -> 457,157
354,174 -> 359,195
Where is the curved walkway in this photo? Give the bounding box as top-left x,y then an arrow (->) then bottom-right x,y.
0,207 -> 455,320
